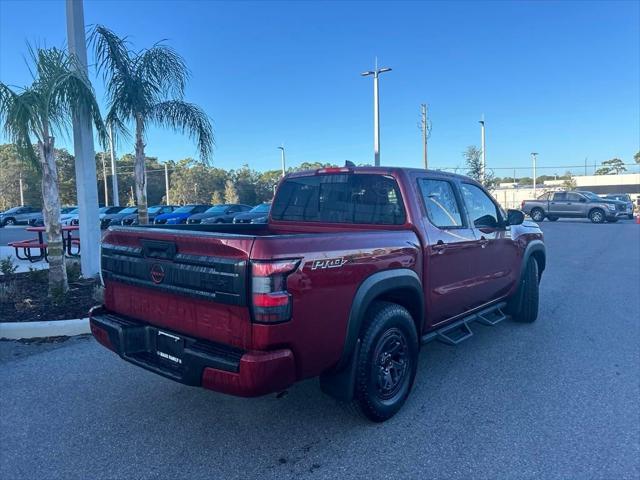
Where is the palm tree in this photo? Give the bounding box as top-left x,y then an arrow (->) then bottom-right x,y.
92,26 -> 213,224
0,47 -> 106,295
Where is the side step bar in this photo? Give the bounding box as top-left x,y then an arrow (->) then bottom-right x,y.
420,302 -> 508,346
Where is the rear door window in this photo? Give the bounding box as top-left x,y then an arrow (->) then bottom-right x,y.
418,178 -> 463,228
271,173 -> 406,225
552,192 -> 567,201
566,193 -> 583,202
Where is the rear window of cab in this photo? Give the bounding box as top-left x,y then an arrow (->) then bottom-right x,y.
271,173 -> 406,225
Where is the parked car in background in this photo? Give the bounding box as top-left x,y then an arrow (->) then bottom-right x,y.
233,203 -> 271,224
28,214 -> 44,226
190,204 -> 252,224
101,206 -> 138,229
61,207 -> 81,226
121,205 -> 177,226
154,204 -> 210,224
521,190 -> 627,223
600,193 -> 634,219
99,206 -> 125,219
0,206 -> 41,227
29,205 -> 119,227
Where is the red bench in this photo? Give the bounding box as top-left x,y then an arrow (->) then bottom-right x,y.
9,239 -> 48,262
8,232 -> 81,263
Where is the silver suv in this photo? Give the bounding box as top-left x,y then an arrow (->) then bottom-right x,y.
522,190 -> 627,223
0,206 -> 42,227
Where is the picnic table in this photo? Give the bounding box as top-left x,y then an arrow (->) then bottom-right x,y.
9,226 -> 80,263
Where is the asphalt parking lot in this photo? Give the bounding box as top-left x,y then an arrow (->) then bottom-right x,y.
0,226 -> 35,245
1,219 -> 639,480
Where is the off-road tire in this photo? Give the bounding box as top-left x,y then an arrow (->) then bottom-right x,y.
547,216 -> 559,222
530,208 -> 545,222
589,208 -> 605,224
353,301 -> 418,422
509,257 -> 539,323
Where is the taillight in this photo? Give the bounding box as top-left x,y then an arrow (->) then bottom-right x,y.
251,259 -> 300,323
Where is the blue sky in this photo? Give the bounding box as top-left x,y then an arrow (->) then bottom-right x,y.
1,0 -> 638,176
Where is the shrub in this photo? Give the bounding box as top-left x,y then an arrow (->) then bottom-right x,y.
66,260 -> 82,283
0,281 -> 18,303
0,256 -> 18,276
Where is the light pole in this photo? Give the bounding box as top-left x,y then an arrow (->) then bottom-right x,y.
108,124 -> 119,206
164,163 -> 170,205
277,145 -> 286,177
101,152 -> 109,206
361,59 -> 392,166
19,172 -> 24,206
420,104 -> 429,169
531,152 -> 538,198
66,0 -> 100,276
479,115 -> 486,185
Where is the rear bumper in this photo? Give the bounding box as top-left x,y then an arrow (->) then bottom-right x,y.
89,306 -> 296,397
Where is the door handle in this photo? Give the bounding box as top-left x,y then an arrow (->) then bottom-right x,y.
432,240 -> 446,253
479,236 -> 489,248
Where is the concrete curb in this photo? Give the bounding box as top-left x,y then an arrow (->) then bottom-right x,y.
0,317 -> 90,340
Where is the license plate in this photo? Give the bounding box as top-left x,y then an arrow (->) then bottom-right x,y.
156,330 -> 184,365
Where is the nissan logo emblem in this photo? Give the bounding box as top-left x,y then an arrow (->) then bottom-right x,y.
150,263 -> 165,284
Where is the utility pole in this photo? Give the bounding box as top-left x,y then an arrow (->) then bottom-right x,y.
531,152 -> 538,198
164,163 -> 170,205
66,0 -> 100,276
108,124 -> 119,206
361,58 -> 392,166
479,115 -> 486,185
101,152 -> 109,206
420,104 -> 430,169
19,172 -> 25,206
277,145 -> 286,177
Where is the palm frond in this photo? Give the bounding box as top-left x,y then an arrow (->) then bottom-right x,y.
0,83 -> 39,166
90,25 -> 132,82
105,112 -> 131,147
136,43 -> 189,100
149,100 -> 214,162
3,46 -> 107,153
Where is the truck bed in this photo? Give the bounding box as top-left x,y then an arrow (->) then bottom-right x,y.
101,224 -> 421,378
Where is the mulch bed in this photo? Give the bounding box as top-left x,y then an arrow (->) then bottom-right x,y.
0,270 -> 98,322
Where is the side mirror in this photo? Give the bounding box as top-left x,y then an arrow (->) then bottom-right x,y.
506,209 -> 525,225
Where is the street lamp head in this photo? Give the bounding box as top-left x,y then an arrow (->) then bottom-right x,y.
478,120 -> 484,126
378,67 -> 392,73
361,71 -> 374,77
277,146 -> 284,151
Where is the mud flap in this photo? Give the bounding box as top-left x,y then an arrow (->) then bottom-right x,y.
319,339 -> 361,402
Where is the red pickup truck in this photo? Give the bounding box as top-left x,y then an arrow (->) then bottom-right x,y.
90,166 -> 545,421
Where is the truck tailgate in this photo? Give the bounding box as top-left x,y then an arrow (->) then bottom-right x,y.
101,227 -> 255,349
